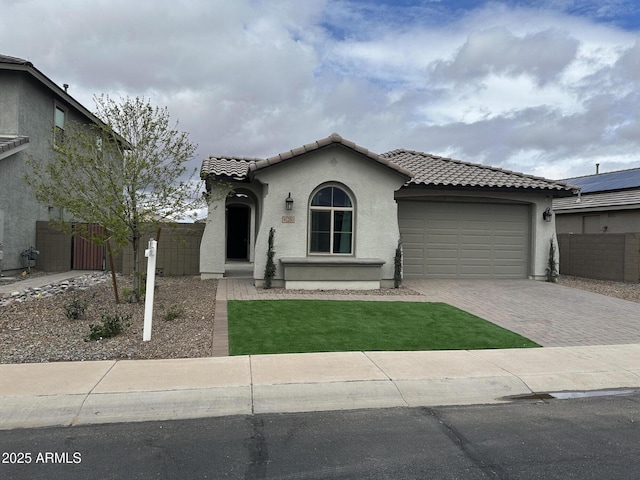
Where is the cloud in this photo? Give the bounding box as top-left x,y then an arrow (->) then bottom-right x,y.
1,0 -> 639,180
430,27 -> 579,86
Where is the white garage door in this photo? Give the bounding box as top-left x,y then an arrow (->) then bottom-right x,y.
398,201 -> 530,279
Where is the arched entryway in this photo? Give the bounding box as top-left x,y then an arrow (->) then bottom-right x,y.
226,204 -> 250,260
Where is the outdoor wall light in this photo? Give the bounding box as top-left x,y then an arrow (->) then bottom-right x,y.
285,192 -> 294,211
542,207 -> 553,222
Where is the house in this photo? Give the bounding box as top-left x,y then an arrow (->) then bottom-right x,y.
554,167 -> 640,234
553,167 -> 640,282
0,54 -> 103,273
200,133 -> 575,288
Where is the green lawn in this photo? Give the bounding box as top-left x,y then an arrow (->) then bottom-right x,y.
228,300 -> 540,355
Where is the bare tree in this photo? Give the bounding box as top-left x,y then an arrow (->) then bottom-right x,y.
27,95 -> 200,301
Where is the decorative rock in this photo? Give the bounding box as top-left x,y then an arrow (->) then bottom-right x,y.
0,272 -> 111,308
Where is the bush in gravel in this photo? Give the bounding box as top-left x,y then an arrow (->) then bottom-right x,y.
164,304 -> 184,321
86,313 -> 131,341
63,298 -> 87,320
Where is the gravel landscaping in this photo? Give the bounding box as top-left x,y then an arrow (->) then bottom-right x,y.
0,274 -> 217,364
0,271 -> 638,364
557,275 -> 640,303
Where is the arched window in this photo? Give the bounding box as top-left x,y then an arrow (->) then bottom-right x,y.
309,185 -> 353,254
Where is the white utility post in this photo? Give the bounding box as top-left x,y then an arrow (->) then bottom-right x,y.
143,238 -> 158,341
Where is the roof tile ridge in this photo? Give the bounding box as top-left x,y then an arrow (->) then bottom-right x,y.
207,154 -> 262,162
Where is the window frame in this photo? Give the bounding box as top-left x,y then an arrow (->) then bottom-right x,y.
308,184 -> 355,256
54,104 -> 66,147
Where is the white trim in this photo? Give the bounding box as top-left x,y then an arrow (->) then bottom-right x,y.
308,185 -> 354,255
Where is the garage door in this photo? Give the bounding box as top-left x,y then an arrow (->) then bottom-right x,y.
398,201 -> 530,278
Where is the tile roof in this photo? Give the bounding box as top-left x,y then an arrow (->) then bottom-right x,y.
200,156 -> 259,181
200,135 -> 575,194
561,167 -> 640,193
382,149 -> 575,193
200,133 -> 413,181
553,188 -> 640,212
0,135 -> 29,157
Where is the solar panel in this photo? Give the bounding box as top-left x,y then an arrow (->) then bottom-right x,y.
563,168 -> 640,193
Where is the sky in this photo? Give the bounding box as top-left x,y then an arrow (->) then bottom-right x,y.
2,0 -> 640,182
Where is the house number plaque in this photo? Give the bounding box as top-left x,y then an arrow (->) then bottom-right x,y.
282,216 -> 295,223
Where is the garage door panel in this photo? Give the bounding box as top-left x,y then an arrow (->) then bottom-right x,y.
426,234 -> 458,245
461,234 -> 493,245
426,248 -> 459,259
398,201 -> 530,279
404,247 -> 424,258
401,233 -> 424,244
494,250 -> 525,260
427,265 -> 460,276
427,219 -> 460,230
398,218 -> 424,229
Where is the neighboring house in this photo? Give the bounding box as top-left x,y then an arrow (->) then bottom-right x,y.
200,133 -> 574,288
0,54 -> 102,272
554,167 -> 640,234
553,167 -> 640,282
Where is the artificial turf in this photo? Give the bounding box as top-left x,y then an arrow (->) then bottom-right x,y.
228,300 -> 540,355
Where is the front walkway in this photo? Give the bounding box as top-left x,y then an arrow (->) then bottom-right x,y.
211,278 -> 640,355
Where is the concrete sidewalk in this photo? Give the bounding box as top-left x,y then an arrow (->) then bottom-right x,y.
1,345 -> 640,430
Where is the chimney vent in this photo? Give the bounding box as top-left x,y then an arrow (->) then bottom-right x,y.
596,163 -> 600,175
63,83 -> 69,93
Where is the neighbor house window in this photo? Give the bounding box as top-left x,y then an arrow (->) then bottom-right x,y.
54,105 -> 65,146
309,185 -> 353,254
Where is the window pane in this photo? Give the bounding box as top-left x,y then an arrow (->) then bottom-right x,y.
55,107 -> 65,129
332,188 -> 352,207
311,187 -> 332,206
311,211 -> 331,231
333,211 -> 352,233
311,232 -> 331,252
333,233 -> 352,253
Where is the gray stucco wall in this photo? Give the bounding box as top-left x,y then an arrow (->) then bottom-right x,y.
556,209 -> 640,234
251,145 -> 408,285
0,70 -> 88,271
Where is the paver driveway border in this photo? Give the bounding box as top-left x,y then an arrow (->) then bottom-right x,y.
213,277 -> 640,355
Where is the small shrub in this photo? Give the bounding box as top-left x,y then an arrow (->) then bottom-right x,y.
64,298 -> 86,320
164,304 -> 184,321
263,227 -> 276,289
394,240 -> 403,288
545,238 -> 559,283
86,313 -> 131,341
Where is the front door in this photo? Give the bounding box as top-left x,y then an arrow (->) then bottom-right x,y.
226,205 -> 250,260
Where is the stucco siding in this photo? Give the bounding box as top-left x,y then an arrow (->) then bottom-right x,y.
0,71 -> 90,270
0,72 -> 19,135
251,145 -> 406,283
556,209 -> 640,234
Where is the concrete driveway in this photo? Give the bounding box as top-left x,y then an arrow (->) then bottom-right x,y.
404,279 -> 640,347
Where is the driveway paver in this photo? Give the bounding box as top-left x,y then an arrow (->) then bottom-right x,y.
404,279 -> 640,347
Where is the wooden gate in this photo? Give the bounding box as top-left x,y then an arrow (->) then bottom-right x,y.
72,224 -> 105,270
